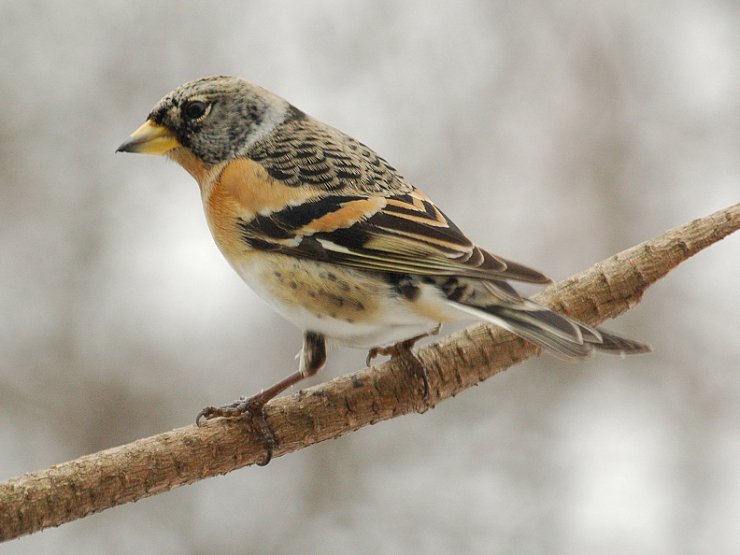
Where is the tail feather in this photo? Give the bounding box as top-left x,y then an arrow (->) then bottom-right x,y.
452,301 -> 651,361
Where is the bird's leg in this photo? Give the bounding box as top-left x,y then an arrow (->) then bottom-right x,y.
366,323 -> 442,365
195,372 -> 301,466
366,324 -> 441,402
196,332 -> 326,466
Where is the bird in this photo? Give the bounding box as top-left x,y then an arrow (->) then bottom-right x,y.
118,76 -> 650,462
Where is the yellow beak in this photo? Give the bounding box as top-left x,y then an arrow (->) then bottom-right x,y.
116,120 -> 181,155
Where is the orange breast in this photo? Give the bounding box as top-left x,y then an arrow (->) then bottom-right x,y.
204,158 -> 322,260
216,159 -> 322,217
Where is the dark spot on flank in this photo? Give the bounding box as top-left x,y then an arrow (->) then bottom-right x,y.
339,282 -> 350,292
386,273 -> 421,301
331,296 -> 344,307
326,273 -> 337,282
399,284 -> 420,301
441,278 -> 466,302
273,271 -> 282,278
289,281 -> 298,289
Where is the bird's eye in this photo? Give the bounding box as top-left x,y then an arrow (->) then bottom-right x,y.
183,100 -> 209,120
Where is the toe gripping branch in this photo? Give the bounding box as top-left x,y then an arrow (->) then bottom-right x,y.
196,391 -> 278,466
366,324 -> 441,403
195,369 -> 309,466
194,327 -> 440,464
194,333 -> 327,466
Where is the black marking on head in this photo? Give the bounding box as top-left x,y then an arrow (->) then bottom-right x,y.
145,76 -> 289,166
149,106 -> 168,126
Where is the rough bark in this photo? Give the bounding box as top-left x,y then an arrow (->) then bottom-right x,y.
1,203 -> 738,542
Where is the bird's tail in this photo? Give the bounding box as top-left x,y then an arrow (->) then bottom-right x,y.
451,297 -> 651,360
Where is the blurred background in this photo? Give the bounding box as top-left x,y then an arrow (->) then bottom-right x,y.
1,1 -> 738,553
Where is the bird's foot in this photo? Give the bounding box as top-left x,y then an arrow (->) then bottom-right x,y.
196,393 -> 275,466
366,324 -> 441,403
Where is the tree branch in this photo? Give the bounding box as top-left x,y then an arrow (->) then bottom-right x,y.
1,203 -> 738,541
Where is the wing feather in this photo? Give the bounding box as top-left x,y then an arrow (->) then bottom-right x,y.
237,190 -> 551,284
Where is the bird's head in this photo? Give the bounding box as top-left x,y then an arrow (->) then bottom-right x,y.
117,76 -> 291,169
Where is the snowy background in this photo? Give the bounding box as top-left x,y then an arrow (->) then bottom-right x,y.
1,1 -> 738,553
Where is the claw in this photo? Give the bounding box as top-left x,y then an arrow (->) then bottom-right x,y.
366,348 -> 379,367
366,324 -> 441,403
366,324 -> 442,367
194,336 -> 328,465
195,395 -> 275,466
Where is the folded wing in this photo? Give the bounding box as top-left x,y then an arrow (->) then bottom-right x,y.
237,189 -> 552,284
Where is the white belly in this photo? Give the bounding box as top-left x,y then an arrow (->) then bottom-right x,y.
228,252 -> 454,349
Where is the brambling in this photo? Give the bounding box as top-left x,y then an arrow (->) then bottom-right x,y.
118,76 -> 649,459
